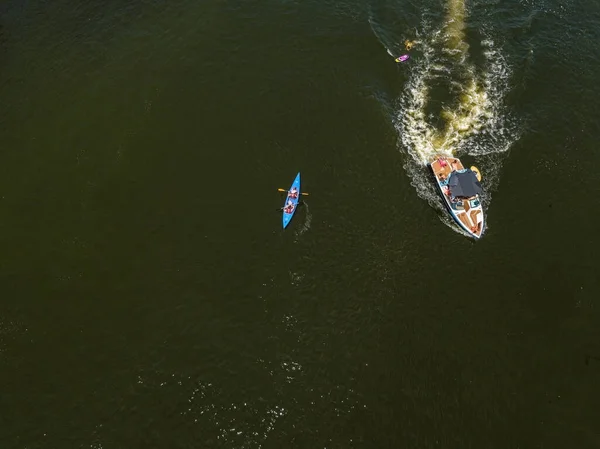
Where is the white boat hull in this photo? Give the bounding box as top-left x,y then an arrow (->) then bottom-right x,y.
429,156 -> 485,239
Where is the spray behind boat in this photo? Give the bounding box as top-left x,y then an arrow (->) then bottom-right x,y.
397,0 -> 515,162
371,0 -> 520,235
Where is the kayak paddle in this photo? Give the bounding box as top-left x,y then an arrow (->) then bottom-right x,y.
278,188 -> 309,195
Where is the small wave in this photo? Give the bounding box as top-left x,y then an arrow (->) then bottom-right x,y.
387,3 -> 520,233
293,202 -> 311,241
289,271 -> 305,286
397,34 -> 512,162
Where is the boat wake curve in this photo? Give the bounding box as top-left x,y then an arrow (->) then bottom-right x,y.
371,0 -> 521,234
294,202 -> 311,242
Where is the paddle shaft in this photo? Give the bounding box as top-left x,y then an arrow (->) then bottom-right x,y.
278,188 -> 308,195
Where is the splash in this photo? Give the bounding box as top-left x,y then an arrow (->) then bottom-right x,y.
388,0 -> 520,233
445,0 -> 468,53
398,0 -> 508,164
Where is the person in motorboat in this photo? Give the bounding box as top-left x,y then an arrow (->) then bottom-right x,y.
438,157 -> 448,168
284,201 -> 295,214
437,173 -> 447,184
288,187 -> 299,199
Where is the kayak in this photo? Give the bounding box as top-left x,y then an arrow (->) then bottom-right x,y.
395,54 -> 410,63
282,172 -> 301,229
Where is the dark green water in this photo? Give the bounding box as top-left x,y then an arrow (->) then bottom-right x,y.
1,0 -> 599,447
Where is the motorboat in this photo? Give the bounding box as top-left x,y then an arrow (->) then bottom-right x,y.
429,156 -> 484,239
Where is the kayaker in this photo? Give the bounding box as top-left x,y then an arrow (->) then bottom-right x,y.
284,201 -> 295,214
288,187 -> 299,199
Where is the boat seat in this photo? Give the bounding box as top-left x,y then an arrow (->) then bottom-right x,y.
458,212 -> 472,229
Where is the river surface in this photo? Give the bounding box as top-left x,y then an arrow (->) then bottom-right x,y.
1,0 -> 599,447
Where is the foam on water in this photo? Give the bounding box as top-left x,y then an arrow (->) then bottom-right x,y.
374,1 -> 521,233
398,15 -> 515,160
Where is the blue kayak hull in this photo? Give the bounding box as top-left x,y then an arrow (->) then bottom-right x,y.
282,172 -> 301,229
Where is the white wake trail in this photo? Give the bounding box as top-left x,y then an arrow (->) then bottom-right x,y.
392,1 -> 519,220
